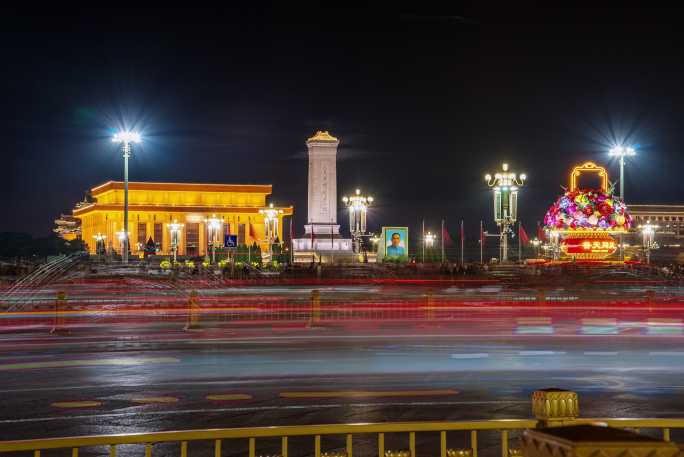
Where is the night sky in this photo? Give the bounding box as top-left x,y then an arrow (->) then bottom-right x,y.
3,7 -> 684,245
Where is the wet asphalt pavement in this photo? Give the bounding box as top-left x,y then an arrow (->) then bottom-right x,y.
2,280 -> 684,457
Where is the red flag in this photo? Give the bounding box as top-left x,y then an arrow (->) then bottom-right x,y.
537,222 -> 547,242
249,222 -> 256,239
442,225 -> 454,247
519,223 -> 530,246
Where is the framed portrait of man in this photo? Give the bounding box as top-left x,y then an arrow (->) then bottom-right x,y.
382,227 -> 408,259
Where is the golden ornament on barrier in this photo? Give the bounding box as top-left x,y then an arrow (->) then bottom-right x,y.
532,389 -> 579,425
447,449 -> 473,457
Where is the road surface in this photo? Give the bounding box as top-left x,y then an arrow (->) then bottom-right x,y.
2,280 -> 684,456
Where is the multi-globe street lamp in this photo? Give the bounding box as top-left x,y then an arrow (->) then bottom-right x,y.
259,203 -> 283,261
548,229 -> 561,260
639,222 -> 659,265
423,232 -> 436,263
530,237 -> 541,258
204,214 -> 223,264
370,235 -> 380,249
424,232 -> 436,248
342,189 -> 373,254
167,220 -> 184,263
112,131 -> 141,264
93,233 -> 106,257
484,163 -> 527,262
116,230 -> 128,257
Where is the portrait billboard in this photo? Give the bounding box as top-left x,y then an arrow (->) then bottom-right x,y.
382,226 -> 408,259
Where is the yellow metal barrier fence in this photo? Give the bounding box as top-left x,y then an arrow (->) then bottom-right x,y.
1,418 -> 684,457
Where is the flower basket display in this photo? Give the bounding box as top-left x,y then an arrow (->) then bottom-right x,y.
542,161 -> 632,260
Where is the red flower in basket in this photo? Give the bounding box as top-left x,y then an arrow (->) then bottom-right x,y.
598,202 -> 612,216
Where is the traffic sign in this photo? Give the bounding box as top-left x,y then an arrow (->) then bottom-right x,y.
224,234 -> 238,248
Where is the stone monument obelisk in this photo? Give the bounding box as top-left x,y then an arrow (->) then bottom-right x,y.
292,131 -> 353,262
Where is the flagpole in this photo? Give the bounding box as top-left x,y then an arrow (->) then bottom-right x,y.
480,220 -> 483,264
422,219 -> 425,263
441,219 -> 445,264
518,221 -> 522,263
289,214 -> 294,265
460,219 -> 464,266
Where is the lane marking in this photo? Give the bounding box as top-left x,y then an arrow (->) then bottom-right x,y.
3,331 -> 684,351
450,353 -> 489,359
51,401 -> 102,408
516,317 -> 552,325
584,352 -> 618,356
518,351 -> 563,356
647,318 -> 683,324
280,389 -> 458,399
374,352 -> 415,356
0,400 -> 527,424
582,318 -> 618,325
131,396 -> 179,404
206,394 -> 252,401
648,352 -> 684,356
0,357 -> 180,371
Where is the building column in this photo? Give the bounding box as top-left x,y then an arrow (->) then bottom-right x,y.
162,219 -> 170,255
199,222 -> 206,256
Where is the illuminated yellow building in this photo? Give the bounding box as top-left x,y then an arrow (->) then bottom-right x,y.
73,181 -> 292,256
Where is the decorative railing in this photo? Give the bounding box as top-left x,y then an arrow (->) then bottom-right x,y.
0,390 -> 683,457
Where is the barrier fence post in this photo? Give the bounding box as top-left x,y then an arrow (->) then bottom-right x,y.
50,291 -> 67,334
311,289 -> 321,324
184,290 -> 200,330
532,388 -> 579,428
426,289 -> 434,321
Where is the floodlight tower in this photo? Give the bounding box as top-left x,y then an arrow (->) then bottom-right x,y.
609,145 -> 635,261
484,163 -> 526,262
112,131 -> 141,264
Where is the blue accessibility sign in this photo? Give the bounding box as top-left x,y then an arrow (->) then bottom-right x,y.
224,234 -> 238,248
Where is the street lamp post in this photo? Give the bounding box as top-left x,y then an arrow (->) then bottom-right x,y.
93,233 -> 106,258
639,222 -> 658,265
530,237 -> 541,258
424,232 -> 436,262
370,235 -> 380,254
259,203 -> 283,263
484,163 -> 526,263
167,220 -> 183,263
116,230 -> 128,258
609,145 -> 635,261
342,189 -> 373,254
548,230 -> 560,260
425,232 -> 436,248
112,131 -> 141,264
204,214 -> 222,264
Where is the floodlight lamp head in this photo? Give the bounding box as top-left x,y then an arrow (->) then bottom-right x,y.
112,131 -> 141,144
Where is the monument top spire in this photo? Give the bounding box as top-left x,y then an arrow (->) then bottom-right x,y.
307,130 -> 338,143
